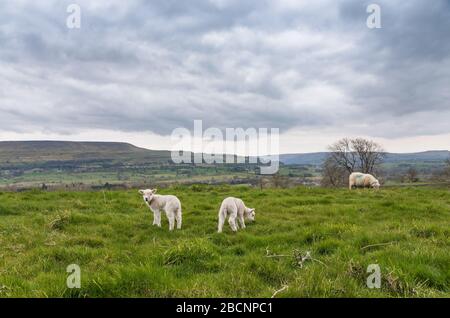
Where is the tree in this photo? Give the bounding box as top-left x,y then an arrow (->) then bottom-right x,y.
320,157 -> 347,187
444,158 -> 450,179
405,167 -> 419,183
327,138 -> 358,173
328,138 -> 385,174
432,157 -> 450,182
351,138 -> 386,174
322,138 -> 385,187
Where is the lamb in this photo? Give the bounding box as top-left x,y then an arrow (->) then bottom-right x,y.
349,172 -> 380,190
139,189 -> 182,231
218,197 -> 255,233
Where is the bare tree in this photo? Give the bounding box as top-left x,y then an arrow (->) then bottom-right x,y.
431,158 -> 450,182
320,157 -> 347,187
351,138 -> 385,174
327,138 -> 358,173
322,138 -> 385,187
444,158 -> 450,180
405,167 -> 419,183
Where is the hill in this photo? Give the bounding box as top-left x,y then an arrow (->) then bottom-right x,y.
1,141 -> 448,166
0,141 -> 171,164
279,151 -> 450,165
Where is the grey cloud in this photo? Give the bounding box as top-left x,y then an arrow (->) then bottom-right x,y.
0,0 -> 449,140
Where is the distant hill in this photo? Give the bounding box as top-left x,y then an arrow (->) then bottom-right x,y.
0,141 -> 448,167
0,141 -> 171,164
279,152 -> 328,165
279,150 -> 450,165
384,151 -> 450,163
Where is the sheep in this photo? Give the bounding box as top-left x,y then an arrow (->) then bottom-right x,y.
218,197 -> 255,233
349,172 -> 380,190
139,189 -> 182,231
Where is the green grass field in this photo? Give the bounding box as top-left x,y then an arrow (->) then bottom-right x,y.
0,185 -> 449,297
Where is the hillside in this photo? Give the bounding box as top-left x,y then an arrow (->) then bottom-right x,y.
1,141 -> 448,166
0,141 -> 171,164
279,152 -> 328,165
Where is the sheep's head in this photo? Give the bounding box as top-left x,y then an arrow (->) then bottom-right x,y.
371,180 -> 380,190
246,208 -> 256,222
139,189 -> 157,203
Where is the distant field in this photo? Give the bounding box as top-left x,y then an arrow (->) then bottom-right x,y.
0,186 -> 449,297
0,169 -> 253,188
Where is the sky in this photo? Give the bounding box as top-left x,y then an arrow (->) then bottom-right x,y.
0,0 -> 449,154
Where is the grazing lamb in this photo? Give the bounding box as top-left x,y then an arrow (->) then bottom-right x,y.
139,189 -> 182,231
349,172 -> 380,190
218,197 -> 255,233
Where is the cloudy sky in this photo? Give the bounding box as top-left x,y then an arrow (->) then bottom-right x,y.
1,0 -> 449,153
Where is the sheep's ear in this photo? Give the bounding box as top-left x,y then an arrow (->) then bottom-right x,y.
250,208 -> 255,213
151,188 -> 157,194
138,190 -> 145,195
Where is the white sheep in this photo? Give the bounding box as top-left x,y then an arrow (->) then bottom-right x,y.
349,172 -> 380,190
218,197 -> 255,233
139,189 -> 182,231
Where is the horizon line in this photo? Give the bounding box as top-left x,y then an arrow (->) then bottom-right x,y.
0,139 -> 449,155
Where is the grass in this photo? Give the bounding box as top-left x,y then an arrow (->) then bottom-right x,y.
0,185 -> 449,298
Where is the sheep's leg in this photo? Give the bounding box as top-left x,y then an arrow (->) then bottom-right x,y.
157,211 -> 162,227
228,217 -> 238,232
218,208 -> 227,233
154,210 -> 162,227
238,216 -> 246,229
228,207 -> 238,232
175,208 -> 182,230
167,212 -> 175,231
218,210 -> 226,233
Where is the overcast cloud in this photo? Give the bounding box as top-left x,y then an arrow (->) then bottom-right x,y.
0,0 -> 449,152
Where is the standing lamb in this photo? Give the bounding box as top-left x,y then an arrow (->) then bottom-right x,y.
218,197 -> 255,233
139,189 -> 182,231
349,172 -> 380,190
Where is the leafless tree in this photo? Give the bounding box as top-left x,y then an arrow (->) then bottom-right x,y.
405,167 -> 419,183
327,138 -> 385,174
322,138 -> 385,187
444,158 -> 450,179
320,157 -> 347,187
351,138 -> 386,174
327,138 -> 358,173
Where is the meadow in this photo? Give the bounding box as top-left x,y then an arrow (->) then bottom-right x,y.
0,185 -> 449,298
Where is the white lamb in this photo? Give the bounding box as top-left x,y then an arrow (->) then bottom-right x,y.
139,189 -> 182,231
218,197 -> 255,233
